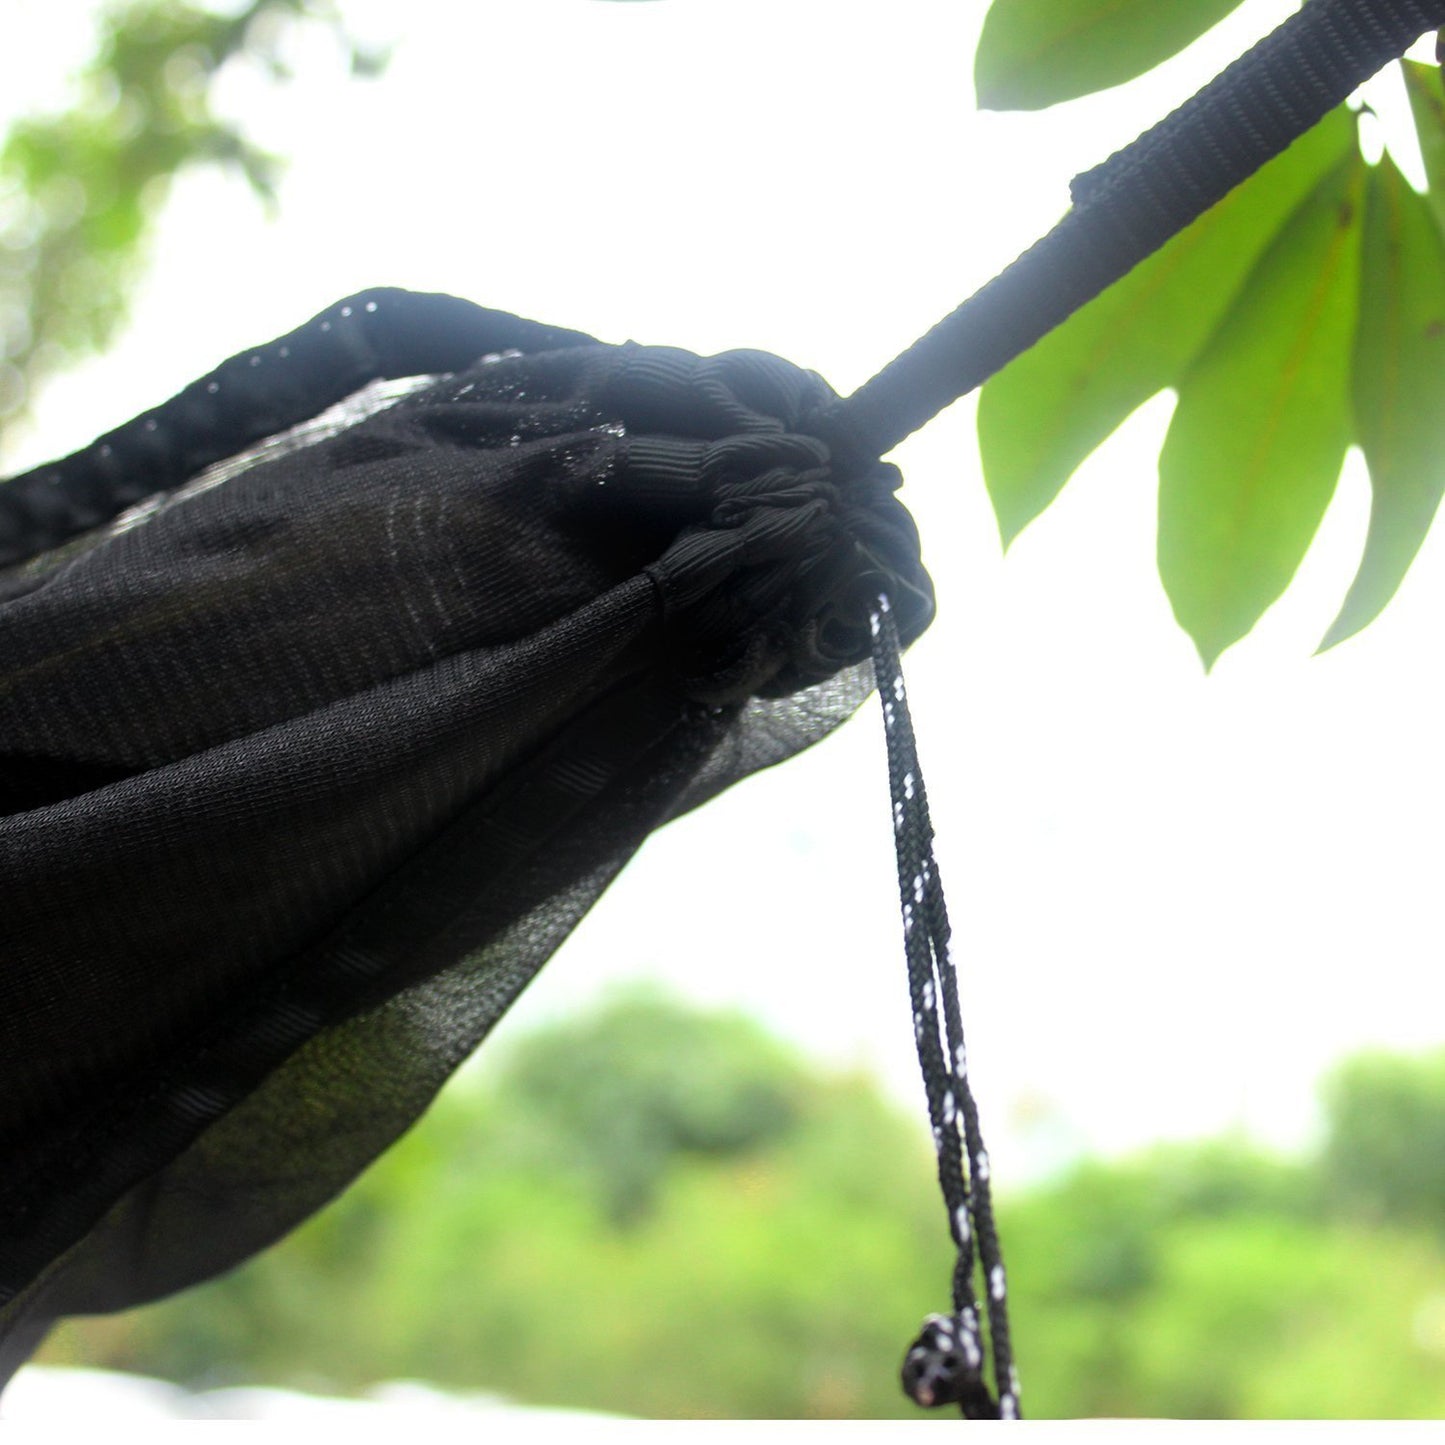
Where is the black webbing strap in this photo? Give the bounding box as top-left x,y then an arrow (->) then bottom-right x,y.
0,290 -> 595,569
871,594 -> 1017,1420
822,0 -> 1445,465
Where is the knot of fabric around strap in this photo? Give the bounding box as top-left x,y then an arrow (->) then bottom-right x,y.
567,344 -> 935,704
406,337 -> 936,705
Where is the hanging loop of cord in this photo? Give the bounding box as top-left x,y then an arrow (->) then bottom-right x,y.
870,594 -> 1018,1420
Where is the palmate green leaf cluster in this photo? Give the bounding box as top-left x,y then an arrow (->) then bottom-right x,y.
976,0 -> 1445,667
37,992 -> 1445,1419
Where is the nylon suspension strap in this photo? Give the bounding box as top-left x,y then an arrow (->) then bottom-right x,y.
871,595 -> 1017,1420
0,290 -> 595,569
820,0 -> 1445,463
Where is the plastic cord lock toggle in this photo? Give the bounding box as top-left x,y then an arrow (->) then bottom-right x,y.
900,1312 -> 999,1418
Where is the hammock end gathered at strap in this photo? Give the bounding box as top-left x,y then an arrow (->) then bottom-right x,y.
819,0 -> 1445,467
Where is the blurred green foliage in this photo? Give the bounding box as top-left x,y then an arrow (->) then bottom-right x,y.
1322,1049 -> 1445,1232
493,991 -> 806,1224
37,991 -> 1445,1419
0,0 -> 381,425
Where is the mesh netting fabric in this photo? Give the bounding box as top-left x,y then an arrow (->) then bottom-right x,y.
0,292 -> 931,1381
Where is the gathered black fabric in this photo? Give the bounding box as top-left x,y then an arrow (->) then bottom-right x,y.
0,291 -> 932,1379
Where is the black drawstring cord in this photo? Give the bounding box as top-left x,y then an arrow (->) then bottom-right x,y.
870,594 -> 1018,1420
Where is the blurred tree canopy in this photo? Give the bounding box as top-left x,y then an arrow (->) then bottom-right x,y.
0,0 -> 381,428
38,994 -> 1445,1419
1321,1049 -> 1445,1232
492,991 -> 806,1224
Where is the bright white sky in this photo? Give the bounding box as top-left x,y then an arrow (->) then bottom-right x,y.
4,0 -> 1444,1186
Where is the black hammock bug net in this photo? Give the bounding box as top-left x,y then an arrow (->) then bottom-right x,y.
2,0 -> 1443,1417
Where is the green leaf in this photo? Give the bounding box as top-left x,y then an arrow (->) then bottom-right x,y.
975,0 -> 1245,112
1402,59 -> 1445,237
1158,155 -> 1365,669
978,107 -> 1356,547
1322,155 -> 1445,649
